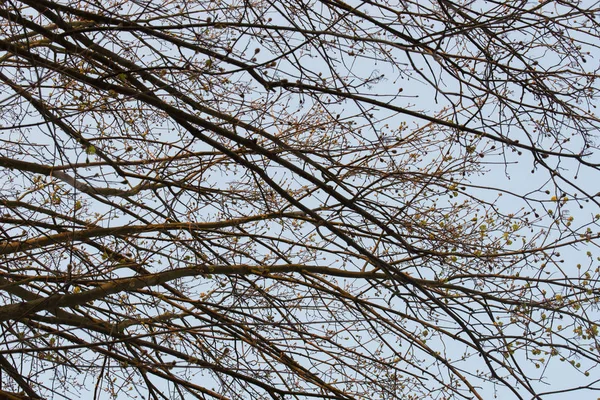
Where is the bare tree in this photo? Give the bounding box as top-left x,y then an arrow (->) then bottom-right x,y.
1,0 -> 600,399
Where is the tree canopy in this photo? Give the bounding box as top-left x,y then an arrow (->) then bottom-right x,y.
1,0 -> 600,399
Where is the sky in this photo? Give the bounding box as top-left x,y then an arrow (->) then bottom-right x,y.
2,0 -> 600,399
